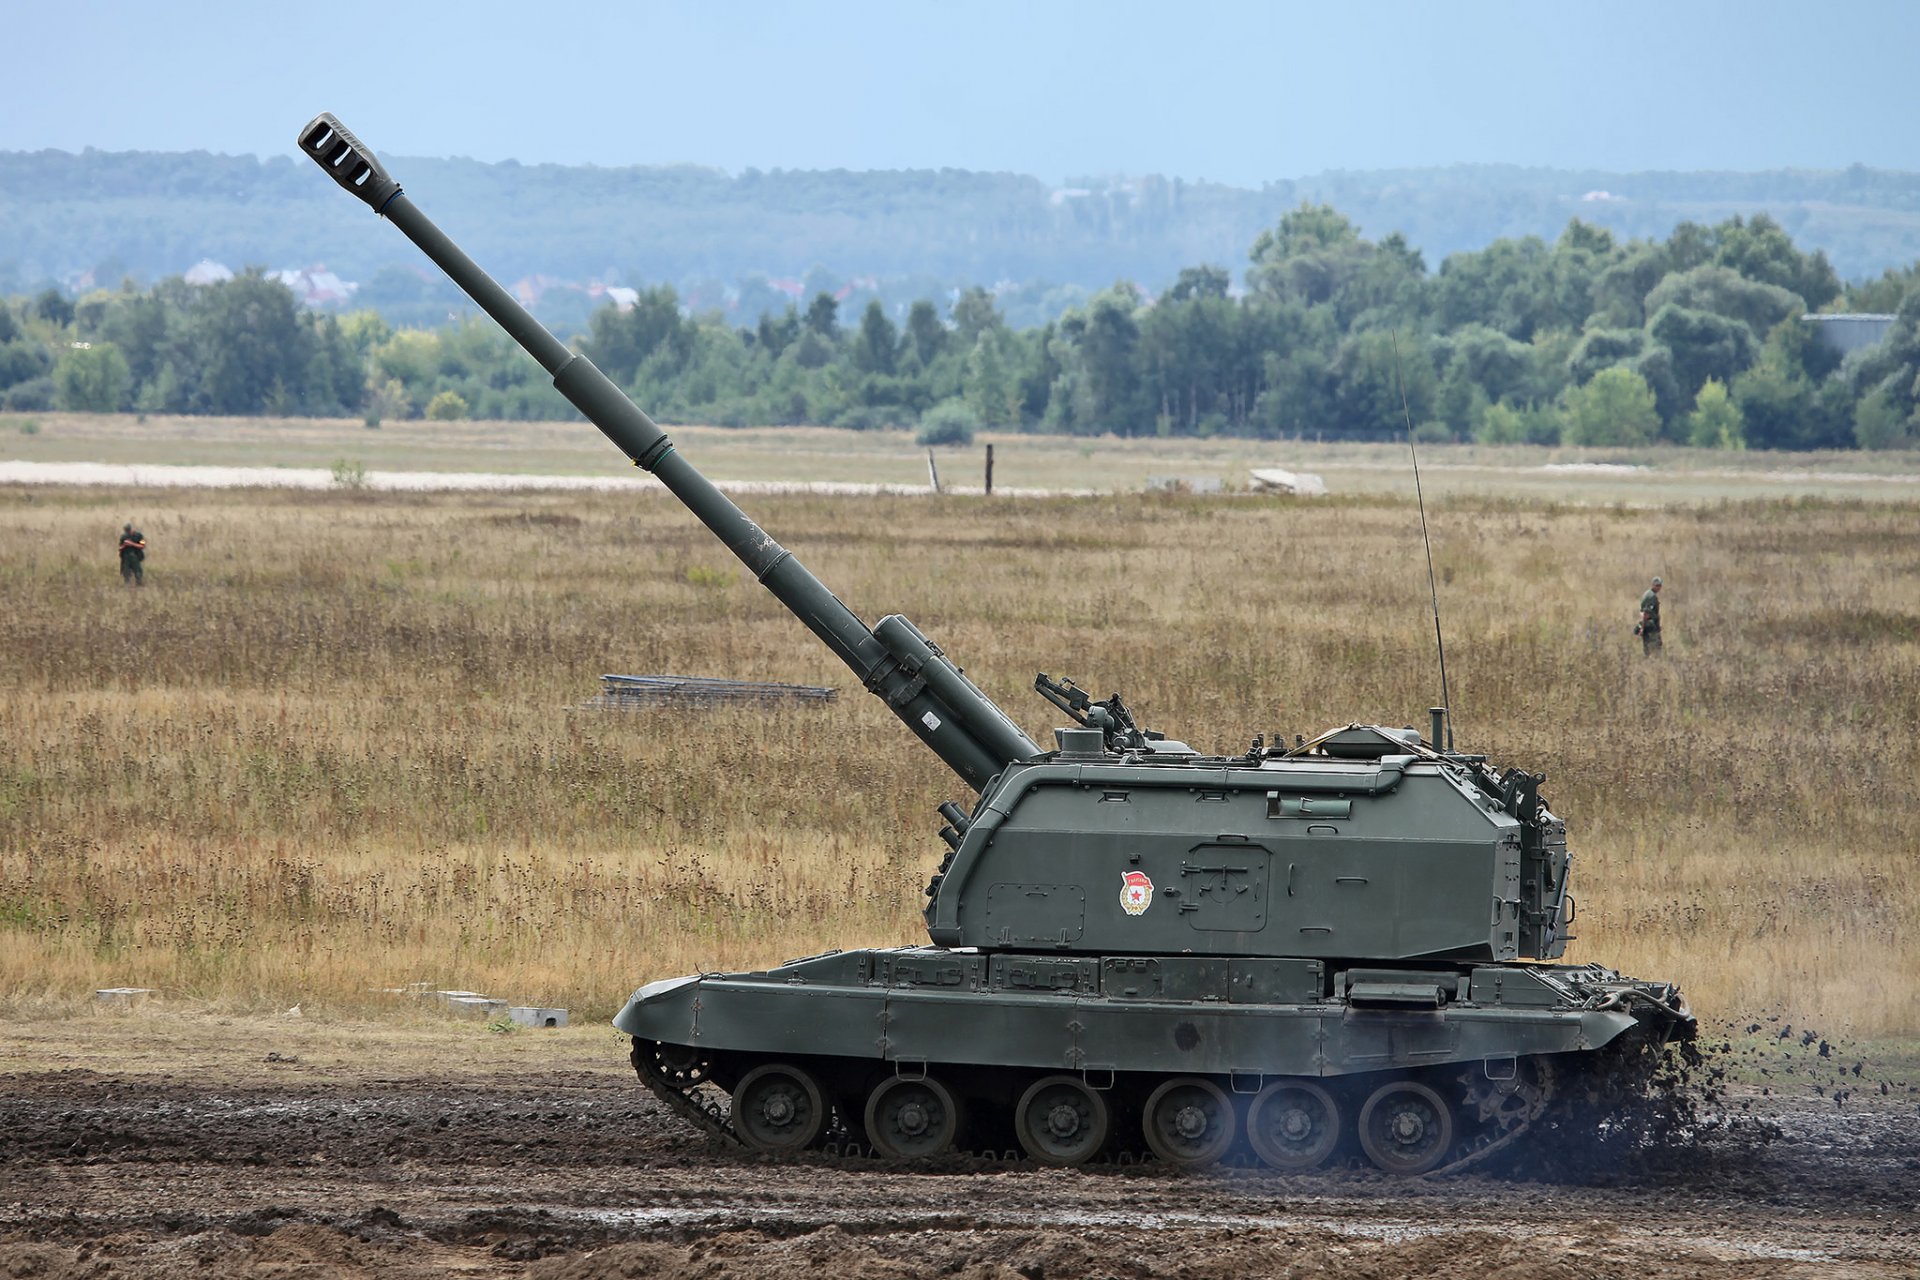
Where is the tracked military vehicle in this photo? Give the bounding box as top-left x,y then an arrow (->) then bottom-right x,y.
301,113 -> 1695,1176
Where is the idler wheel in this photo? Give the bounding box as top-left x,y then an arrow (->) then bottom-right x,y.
864,1075 -> 964,1159
1246,1080 -> 1342,1171
1357,1079 -> 1454,1175
645,1041 -> 711,1087
1142,1076 -> 1236,1168
1014,1075 -> 1112,1167
731,1063 -> 828,1153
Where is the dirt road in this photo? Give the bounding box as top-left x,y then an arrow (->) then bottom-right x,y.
2,1049 -> 1915,1279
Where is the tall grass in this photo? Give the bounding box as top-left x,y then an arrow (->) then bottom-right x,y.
1,484 -> 1915,1033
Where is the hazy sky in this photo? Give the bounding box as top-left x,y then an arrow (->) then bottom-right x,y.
5,0 -> 1915,183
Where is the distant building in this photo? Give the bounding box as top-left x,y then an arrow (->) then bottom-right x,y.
270,265 -> 357,306
1801,313 -> 1895,356
590,284 -> 639,312
183,259 -> 233,286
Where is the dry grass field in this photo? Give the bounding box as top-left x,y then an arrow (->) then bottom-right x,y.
1,440 -> 1917,1038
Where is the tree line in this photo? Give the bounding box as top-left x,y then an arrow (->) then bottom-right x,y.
4,206 -> 1919,450
12,149 -> 1920,313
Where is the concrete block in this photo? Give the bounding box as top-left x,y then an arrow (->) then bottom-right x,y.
508,1006 -> 569,1029
446,995 -> 508,1019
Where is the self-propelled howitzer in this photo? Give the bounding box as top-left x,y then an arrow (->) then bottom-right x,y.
301,114 -> 1694,1176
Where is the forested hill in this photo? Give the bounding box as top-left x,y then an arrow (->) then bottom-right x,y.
7,148 -> 1920,329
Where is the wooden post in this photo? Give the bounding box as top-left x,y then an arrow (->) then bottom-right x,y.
926,448 -> 942,494
984,443 -> 994,495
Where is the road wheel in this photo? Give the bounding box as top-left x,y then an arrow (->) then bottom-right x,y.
731,1063 -> 828,1153
864,1075 -> 964,1159
1142,1076 -> 1235,1168
1356,1079 -> 1454,1175
1014,1075 -> 1111,1167
1246,1080 -> 1341,1171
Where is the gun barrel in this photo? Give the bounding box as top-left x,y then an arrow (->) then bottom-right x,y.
297,113 -> 1040,790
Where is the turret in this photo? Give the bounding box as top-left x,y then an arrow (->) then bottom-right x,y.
298,114 -> 1040,792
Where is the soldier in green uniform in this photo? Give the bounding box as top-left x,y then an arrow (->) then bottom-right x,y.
1636,576 -> 1662,655
118,522 -> 146,587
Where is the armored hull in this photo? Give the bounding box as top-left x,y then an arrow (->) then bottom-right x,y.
619,949 -> 1686,1172
617,732 -> 1693,1174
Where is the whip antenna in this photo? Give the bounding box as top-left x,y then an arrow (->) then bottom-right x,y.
1390,331 -> 1454,752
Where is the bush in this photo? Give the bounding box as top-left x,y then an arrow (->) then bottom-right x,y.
2,377 -> 54,412
1410,421 -> 1453,444
1854,381 -> 1918,450
1474,400 -> 1563,446
916,399 -> 978,447
330,458 -> 369,490
425,390 -> 469,421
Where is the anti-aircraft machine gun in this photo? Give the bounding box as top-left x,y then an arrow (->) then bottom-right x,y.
300,114 -> 1693,1175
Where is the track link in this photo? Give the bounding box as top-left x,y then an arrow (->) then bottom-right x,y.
631,1039 -> 739,1147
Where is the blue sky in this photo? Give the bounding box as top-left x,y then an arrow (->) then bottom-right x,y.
5,0 -> 1916,183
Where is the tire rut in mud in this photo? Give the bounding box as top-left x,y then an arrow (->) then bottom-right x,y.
1,1066 -> 1915,1277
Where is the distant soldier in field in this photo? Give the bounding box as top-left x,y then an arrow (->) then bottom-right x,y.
118,522 -> 146,587
1635,576 -> 1662,655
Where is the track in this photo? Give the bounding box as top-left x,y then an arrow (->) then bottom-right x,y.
3,1062 -> 1915,1278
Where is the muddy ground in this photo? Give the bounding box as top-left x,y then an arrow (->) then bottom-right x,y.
1,1037 -> 1916,1280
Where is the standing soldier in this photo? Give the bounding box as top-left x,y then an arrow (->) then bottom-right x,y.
118,522 -> 146,587
1636,576 -> 1662,656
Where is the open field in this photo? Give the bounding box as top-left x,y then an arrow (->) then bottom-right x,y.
1,451 -> 1917,1040
6,411 -> 1920,502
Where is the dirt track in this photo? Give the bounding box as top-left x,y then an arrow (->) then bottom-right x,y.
2,1057 -> 1916,1279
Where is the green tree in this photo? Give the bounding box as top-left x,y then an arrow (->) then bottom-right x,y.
753,306 -> 799,359
0,337 -> 51,392
31,288 -> 73,327
1435,236 -> 1554,339
1590,241 -> 1672,328
1644,265 -> 1801,336
1853,379 -> 1918,450
1164,264 -> 1230,302
52,341 -> 131,411
580,287 -> 693,386
1561,366 -> 1659,445
962,329 -> 1021,427
186,271 -> 312,414
1247,203 -> 1366,306
852,300 -> 899,375
804,292 -> 839,336
1710,213 -> 1840,309
1051,284 -> 1150,434
950,287 -> 1003,346
1327,330 -> 1436,440
904,299 -> 947,367
1566,328 -> 1646,386
1684,378 -> 1745,449
1443,324 -> 1535,404
1843,263 -> 1920,314
1646,304 -> 1758,405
